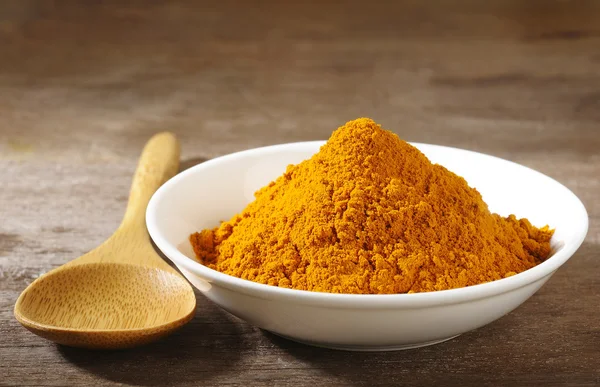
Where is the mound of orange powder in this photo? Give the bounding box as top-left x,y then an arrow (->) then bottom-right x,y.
191,118 -> 553,294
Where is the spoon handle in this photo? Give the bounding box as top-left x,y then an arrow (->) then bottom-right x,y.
121,132 -> 180,232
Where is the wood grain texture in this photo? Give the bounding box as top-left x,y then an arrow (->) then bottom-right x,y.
0,0 -> 598,385
13,132 -> 196,349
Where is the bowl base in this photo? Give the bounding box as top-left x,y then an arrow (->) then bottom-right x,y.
270,333 -> 460,352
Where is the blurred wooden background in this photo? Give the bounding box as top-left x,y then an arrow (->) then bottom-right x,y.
1,1 -> 598,386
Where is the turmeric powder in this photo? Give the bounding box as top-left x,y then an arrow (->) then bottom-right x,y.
190,118 -> 554,294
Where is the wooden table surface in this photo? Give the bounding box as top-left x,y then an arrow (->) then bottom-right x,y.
1,1 -> 599,386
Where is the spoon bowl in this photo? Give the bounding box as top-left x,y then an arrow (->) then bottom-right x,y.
14,132 -> 196,349
15,263 -> 196,348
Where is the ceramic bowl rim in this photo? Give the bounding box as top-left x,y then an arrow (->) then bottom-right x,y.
147,141 -> 589,309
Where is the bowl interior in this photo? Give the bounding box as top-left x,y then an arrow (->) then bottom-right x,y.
148,141 -> 587,285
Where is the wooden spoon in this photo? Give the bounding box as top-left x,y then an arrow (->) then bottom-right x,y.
14,132 -> 196,349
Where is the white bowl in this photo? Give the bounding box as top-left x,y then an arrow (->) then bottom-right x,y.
147,141 -> 588,351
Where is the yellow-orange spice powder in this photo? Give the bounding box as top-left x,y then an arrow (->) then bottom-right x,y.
190,118 -> 553,294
